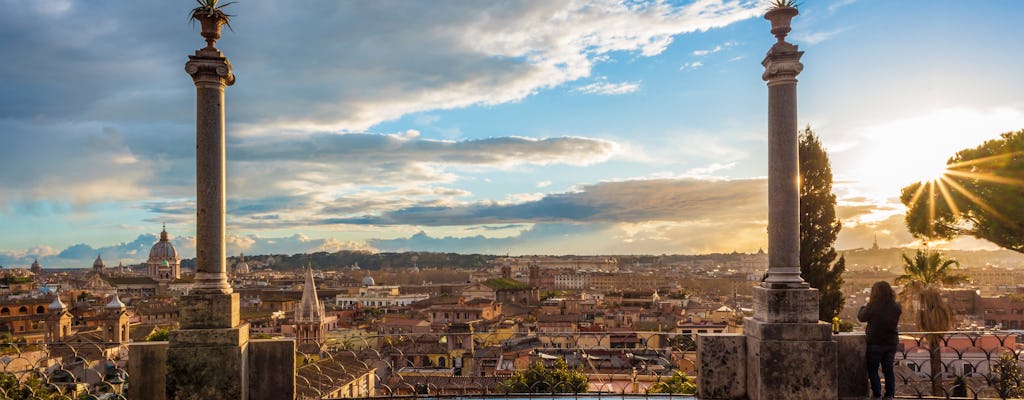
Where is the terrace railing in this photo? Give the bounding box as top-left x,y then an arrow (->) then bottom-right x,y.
0,341 -> 128,400
892,330 -> 1024,399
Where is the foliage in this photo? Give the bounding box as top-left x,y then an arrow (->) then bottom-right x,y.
0,373 -> 56,400
990,352 -> 1024,399
0,276 -> 32,284
485,278 -> 530,290
144,327 -> 171,342
798,127 -> 847,321
896,249 -> 968,396
189,0 -> 237,28
901,130 -> 1024,254
504,359 -> 588,394
649,370 -> 697,394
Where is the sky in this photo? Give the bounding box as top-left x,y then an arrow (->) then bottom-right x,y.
2,0 -> 1024,268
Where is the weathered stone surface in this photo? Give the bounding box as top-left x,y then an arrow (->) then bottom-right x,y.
744,318 -> 832,341
836,333 -> 869,399
697,333 -> 746,400
248,339 -> 297,400
167,325 -> 249,400
747,334 -> 837,400
752,286 -> 820,324
178,292 -> 239,329
128,341 -> 168,400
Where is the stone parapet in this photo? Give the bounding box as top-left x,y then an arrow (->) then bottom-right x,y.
248,339 -> 297,400
128,341 -> 168,400
836,333 -> 869,399
167,325 -> 249,400
697,333 -> 746,400
178,292 -> 240,329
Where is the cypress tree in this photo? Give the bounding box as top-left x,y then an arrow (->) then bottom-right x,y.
798,126 -> 846,322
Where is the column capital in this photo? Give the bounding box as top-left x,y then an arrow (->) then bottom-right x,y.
761,42 -> 803,86
186,48 -> 235,88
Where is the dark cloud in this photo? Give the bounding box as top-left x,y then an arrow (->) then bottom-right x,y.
330,178 -> 767,226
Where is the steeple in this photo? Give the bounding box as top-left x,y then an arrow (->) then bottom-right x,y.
295,265 -> 324,323
294,264 -> 326,353
871,233 -> 880,251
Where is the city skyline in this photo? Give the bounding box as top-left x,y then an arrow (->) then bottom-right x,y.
3,1 -> 1024,268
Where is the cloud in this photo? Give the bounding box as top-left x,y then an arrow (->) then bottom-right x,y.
222,1 -> 763,133
680,61 -> 704,70
791,27 -> 848,45
371,218 -> 769,255
536,181 -> 552,188
573,80 -> 641,95
0,232 -> 375,269
330,178 -> 767,226
692,41 -> 739,56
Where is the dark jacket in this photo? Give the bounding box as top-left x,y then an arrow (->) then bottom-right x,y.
858,302 -> 902,346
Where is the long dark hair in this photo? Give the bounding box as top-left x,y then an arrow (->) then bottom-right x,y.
868,281 -> 896,307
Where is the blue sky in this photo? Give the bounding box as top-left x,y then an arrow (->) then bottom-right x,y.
3,0 -> 1024,268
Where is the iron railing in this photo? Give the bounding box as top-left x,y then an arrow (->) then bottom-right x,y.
0,341 -> 128,400
892,331 -> 1024,399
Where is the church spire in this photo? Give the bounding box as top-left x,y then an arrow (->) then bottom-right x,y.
295,264 -> 323,323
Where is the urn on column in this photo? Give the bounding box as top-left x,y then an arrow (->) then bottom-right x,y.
764,1 -> 799,42
190,0 -> 236,48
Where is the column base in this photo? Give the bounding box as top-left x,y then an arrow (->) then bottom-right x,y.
745,286 -> 837,400
167,325 -> 249,400
746,332 -> 837,400
179,292 -> 239,329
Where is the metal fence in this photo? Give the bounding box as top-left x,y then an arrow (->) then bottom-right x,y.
0,341 -> 128,400
892,331 -> 1024,399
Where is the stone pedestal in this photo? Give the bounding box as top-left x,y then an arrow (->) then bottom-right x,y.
178,292 -> 240,329
167,324 -> 250,400
744,286 -> 837,400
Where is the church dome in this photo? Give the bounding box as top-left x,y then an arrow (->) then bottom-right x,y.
148,225 -> 179,262
362,275 -> 375,286
93,255 -> 105,269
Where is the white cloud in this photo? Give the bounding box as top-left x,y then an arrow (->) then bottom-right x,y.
792,27 -> 849,45
573,80 -> 641,95
536,181 -> 552,188
680,61 -> 704,70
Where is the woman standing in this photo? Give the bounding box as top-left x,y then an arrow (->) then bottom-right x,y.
858,281 -> 902,399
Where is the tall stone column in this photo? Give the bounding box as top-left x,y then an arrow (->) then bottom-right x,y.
187,45 -> 235,295
167,24 -> 248,400
743,6 -> 838,399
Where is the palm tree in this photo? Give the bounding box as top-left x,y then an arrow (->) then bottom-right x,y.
895,249 -> 969,396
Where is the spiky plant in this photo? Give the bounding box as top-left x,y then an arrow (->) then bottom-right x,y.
768,0 -> 800,9
189,0 -> 237,29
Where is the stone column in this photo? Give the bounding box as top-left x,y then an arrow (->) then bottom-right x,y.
187,47 -> 234,295
743,7 -> 838,400
167,28 -> 248,400
762,20 -> 806,288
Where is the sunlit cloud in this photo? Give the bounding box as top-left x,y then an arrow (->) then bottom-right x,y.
573,80 -> 641,95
